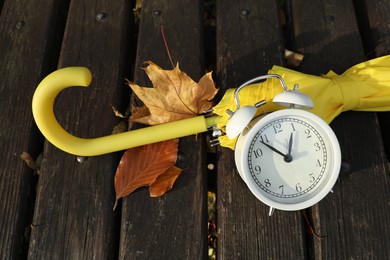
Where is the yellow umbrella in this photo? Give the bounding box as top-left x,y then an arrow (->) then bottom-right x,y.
214,55 -> 390,149
32,56 -> 390,155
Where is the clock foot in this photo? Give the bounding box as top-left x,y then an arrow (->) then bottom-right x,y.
268,207 -> 275,216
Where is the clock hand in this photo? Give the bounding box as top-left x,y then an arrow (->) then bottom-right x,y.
260,135 -> 293,163
288,133 -> 293,154
260,141 -> 285,158
285,132 -> 293,163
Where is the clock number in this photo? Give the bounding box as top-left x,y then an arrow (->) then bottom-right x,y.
254,165 -> 262,174
273,123 -> 283,134
253,148 -> 263,158
309,173 -> 315,183
295,183 -> 302,192
316,159 -> 322,167
291,123 -> 296,131
264,179 -> 271,188
259,134 -> 269,143
279,185 -> 284,194
305,129 -> 312,138
314,142 -> 321,151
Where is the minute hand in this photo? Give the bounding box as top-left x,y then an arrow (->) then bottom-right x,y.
260,141 -> 286,158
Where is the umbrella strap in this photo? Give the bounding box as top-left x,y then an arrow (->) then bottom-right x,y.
334,76 -> 360,112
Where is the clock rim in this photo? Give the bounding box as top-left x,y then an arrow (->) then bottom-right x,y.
235,109 -> 341,211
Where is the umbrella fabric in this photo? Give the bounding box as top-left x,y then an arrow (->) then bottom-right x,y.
213,55 -> 390,149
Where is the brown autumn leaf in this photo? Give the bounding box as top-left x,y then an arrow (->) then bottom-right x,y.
285,49 -> 304,68
113,139 -> 179,209
149,166 -> 182,197
20,151 -> 40,172
127,61 -> 218,125
130,104 -> 150,120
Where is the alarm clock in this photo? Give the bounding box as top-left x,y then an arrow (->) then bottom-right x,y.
226,75 -> 341,215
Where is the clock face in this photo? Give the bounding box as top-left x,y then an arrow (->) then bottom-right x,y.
236,109 -> 341,211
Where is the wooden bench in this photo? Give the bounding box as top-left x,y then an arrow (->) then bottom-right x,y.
1,0 -> 389,259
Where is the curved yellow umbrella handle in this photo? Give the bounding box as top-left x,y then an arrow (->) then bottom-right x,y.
32,67 -> 221,156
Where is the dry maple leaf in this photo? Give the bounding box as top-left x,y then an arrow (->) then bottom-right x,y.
20,151 -> 40,172
127,61 -> 218,125
130,105 -> 150,120
113,139 -> 179,209
149,166 -> 182,197
285,49 -> 304,68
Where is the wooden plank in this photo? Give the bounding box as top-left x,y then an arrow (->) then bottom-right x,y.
216,1 -> 307,259
118,1 -> 208,259
355,0 -> 390,58
291,0 -> 390,258
0,0 -> 68,258
354,0 -> 390,255
323,112 -> 390,259
292,0 -> 365,74
28,1 -> 133,258
356,0 -> 390,161
0,0 -> 4,14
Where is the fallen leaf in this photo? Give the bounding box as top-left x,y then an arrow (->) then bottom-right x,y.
111,121 -> 128,135
373,36 -> 390,57
113,139 -> 179,209
111,106 -> 129,118
130,105 -> 151,122
285,49 -> 304,68
127,61 -> 218,125
149,166 -> 182,197
21,152 -> 40,172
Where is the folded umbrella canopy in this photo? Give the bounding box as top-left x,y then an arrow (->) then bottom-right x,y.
213,55 -> 390,149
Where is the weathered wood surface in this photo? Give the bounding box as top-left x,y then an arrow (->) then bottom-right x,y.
0,0 -> 389,259
358,0 -> 390,162
28,0 -> 133,259
216,0 -> 306,259
0,0 -> 68,258
215,0 -> 389,259
118,1 -> 208,259
291,0 -> 390,259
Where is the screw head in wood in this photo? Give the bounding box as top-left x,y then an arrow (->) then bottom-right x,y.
152,10 -> 162,17
16,20 -> 25,29
240,9 -> 250,17
96,12 -> 107,21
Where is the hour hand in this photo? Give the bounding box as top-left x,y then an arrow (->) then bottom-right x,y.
260,141 -> 285,158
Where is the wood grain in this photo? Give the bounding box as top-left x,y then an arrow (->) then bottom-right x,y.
0,0 -> 68,258
291,0 -> 390,258
1,0 -> 389,258
28,0 -> 133,258
357,0 -> 390,162
118,1 -> 208,259
216,0 -> 306,259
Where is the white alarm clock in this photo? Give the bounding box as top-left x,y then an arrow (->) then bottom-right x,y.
226,75 -> 341,215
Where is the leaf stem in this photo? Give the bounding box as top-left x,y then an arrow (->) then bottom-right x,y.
161,25 -> 175,69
